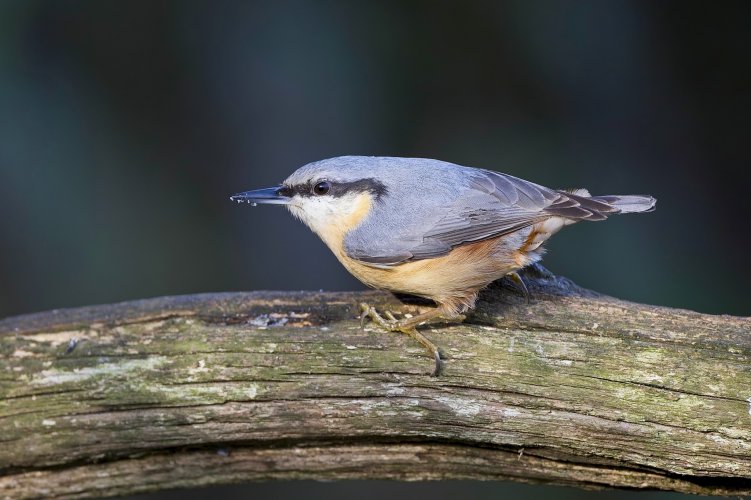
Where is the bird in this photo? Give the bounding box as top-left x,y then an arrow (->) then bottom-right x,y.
231,156 -> 656,375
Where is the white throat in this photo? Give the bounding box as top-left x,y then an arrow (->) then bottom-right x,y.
287,192 -> 373,250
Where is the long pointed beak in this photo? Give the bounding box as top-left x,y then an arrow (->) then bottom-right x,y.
230,186 -> 291,206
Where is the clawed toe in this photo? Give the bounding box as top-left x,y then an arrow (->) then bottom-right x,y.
359,302 -> 400,331
359,302 -> 373,327
357,302 -> 443,376
507,271 -> 531,304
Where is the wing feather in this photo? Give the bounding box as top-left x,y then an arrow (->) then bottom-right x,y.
344,166 -> 615,267
403,170 -> 561,260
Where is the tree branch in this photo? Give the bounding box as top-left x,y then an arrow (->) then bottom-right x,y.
1,266 -> 750,498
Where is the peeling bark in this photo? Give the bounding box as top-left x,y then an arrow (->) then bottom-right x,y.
1,267 -> 750,498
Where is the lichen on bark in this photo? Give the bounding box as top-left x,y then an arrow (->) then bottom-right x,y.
1,267 -> 750,498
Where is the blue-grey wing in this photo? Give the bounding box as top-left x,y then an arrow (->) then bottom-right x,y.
405,170 -> 561,260
344,168 -> 618,266
343,170 -> 554,266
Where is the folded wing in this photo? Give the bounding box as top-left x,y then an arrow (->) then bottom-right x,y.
346,169 -> 650,266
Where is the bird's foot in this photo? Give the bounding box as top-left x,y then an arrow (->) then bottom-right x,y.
359,302 -> 444,377
507,271 -> 531,304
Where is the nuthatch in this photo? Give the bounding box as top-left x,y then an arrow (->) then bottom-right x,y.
231,156 -> 656,375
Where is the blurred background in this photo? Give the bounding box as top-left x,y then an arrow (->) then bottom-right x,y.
0,0 -> 748,498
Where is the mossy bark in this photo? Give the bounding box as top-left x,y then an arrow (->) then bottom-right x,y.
1,267 -> 750,498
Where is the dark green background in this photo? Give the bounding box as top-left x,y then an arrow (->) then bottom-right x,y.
1,1 -> 748,498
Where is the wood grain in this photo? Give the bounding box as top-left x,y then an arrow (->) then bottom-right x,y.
1,266 -> 749,498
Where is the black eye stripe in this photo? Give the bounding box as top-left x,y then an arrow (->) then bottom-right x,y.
276,185 -> 293,197
282,178 -> 387,199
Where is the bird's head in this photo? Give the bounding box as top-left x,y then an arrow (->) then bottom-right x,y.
230,157 -> 388,245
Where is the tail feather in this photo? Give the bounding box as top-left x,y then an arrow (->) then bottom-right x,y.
546,190 -> 656,221
591,194 -> 657,214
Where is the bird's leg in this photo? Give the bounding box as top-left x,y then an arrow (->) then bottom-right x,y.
359,303 -> 462,376
507,271 -> 531,304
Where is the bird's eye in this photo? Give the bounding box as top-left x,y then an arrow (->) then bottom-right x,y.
313,181 -> 331,196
